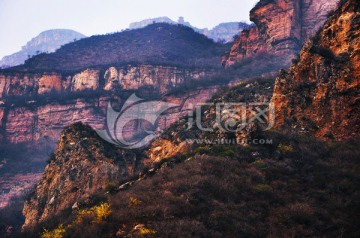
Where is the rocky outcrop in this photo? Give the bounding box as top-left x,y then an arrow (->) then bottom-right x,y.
223,0 -> 340,67
38,74 -> 63,94
0,29 -> 85,69
22,123 -> 138,231
271,0 -> 360,140
104,65 -> 208,94
72,69 -> 100,91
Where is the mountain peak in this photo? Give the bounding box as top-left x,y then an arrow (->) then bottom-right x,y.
0,29 -> 85,69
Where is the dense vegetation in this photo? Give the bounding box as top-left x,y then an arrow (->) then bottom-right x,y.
5,24 -> 229,72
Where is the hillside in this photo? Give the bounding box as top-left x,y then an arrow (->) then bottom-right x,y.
8,24 -> 228,72
15,78 -> 360,238
0,29 -> 85,69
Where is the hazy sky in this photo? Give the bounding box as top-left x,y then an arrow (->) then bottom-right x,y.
0,0 -> 259,58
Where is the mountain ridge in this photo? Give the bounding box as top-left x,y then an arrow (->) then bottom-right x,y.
4,23 -> 227,72
128,16 -> 251,43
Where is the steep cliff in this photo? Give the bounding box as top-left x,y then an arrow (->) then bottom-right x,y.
0,29 -> 85,69
22,122 -> 139,231
271,0 -> 360,140
223,0 -> 340,67
0,65 -> 209,98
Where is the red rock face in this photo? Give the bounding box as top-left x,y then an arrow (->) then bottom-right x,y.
271,0 -> 360,140
0,65 -> 217,144
21,123 -> 137,231
1,98 -> 107,143
0,65 -> 210,98
223,0 -> 340,67
0,88 -> 219,144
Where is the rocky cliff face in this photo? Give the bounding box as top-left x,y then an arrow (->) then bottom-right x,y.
0,29 -> 85,69
223,0 -> 340,67
0,83 -> 218,144
1,97 -> 107,143
22,122 -> 138,230
271,0 -> 360,140
0,65 -> 214,144
0,65 -> 208,98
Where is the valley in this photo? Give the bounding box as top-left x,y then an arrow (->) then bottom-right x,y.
0,0 -> 359,237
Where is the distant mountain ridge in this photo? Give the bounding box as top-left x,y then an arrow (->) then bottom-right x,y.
0,29 -> 85,69
0,19 -> 245,70
8,23 -> 228,72
129,16 -> 250,43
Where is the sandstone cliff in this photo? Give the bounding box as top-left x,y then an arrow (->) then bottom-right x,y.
223,0 -> 340,67
0,64 -> 215,144
271,0 -> 360,140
